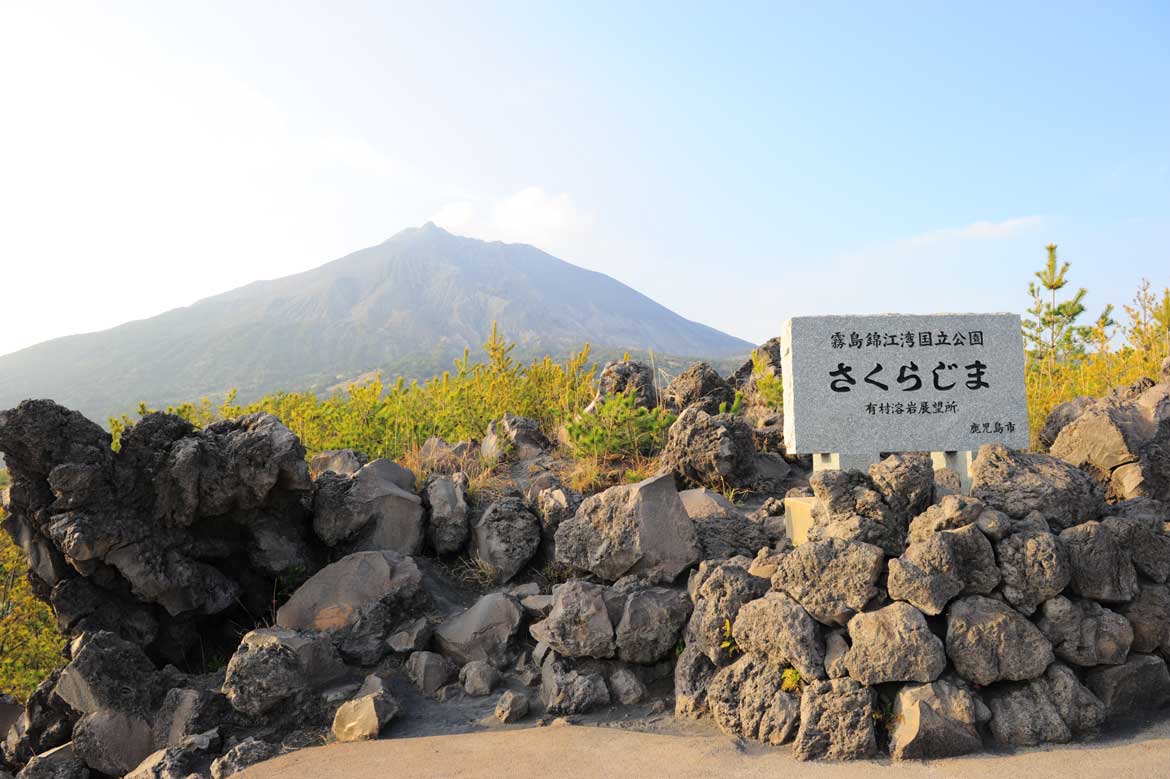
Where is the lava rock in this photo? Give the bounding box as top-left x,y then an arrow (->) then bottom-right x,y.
844,602 -> 946,685
770,538 -> 884,627
945,596 -> 1054,686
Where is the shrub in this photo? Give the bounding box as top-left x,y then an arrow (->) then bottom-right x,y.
0,510 -> 65,701
564,389 -> 675,458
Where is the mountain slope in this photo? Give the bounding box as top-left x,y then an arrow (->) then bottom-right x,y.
0,224 -> 752,422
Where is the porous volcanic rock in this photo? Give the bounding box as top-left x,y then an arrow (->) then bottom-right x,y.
970,443 -> 1106,531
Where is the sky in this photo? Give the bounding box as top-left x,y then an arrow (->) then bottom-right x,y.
1,1 -> 1168,357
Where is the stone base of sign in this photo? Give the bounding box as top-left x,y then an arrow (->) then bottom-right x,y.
783,496 -> 817,546
812,452 -> 881,474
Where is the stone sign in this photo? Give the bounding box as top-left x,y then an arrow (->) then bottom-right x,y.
781,313 -> 1029,454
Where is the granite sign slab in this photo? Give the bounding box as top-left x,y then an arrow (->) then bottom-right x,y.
781,314 -> 1029,454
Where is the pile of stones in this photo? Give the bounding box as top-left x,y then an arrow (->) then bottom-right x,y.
0,355 -> 1167,776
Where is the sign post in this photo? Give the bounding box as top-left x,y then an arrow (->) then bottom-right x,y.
781,313 -> 1029,540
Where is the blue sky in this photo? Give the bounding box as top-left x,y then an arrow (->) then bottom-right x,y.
1,1 -> 1167,355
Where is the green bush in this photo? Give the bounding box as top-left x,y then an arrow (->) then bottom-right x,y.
565,390 -> 675,458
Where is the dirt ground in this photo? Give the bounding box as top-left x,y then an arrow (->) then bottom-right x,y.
242,714 -> 1170,779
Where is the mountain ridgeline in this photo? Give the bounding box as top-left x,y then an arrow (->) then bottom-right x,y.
0,224 -> 753,422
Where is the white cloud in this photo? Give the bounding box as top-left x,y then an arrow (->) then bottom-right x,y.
432,186 -> 593,258
841,216 -> 1045,261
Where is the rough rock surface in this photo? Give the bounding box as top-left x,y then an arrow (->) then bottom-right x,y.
616,587 -> 692,664
210,738 -> 281,778
970,443 -> 1106,531
529,581 -> 616,659
1102,512 -> 1170,583
1119,582 -> 1170,653
706,655 -> 801,745
469,497 -> 541,583
405,651 -> 456,697
540,659 -> 610,715
494,690 -> 529,723
434,592 -> 523,667
1036,596 -> 1132,666
1058,521 -> 1138,603
770,539 -> 884,627
480,413 -> 551,463
945,596 -> 1054,686
459,660 -> 499,697
678,488 -> 770,560
587,359 -> 658,411
555,474 -> 700,583
889,681 -> 984,760
423,473 -> 469,555
807,470 -> 904,556
868,453 -> 934,526
1085,653 -> 1170,719
658,407 -> 757,490
995,529 -> 1071,615
843,603 -> 946,685
732,592 -> 825,680
661,362 -> 735,415
888,525 -> 999,615
222,628 -> 345,717
308,449 -> 366,479
313,459 -> 424,553
673,644 -> 716,719
686,561 -> 768,665
792,679 -> 877,761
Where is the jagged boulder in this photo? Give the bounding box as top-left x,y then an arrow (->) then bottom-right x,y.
72,710 -> 154,776
556,474 -> 700,583
276,551 -> 424,664
661,362 -> 735,415
868,453 -> 934,526
459,661 -> 499,697
494,691 -> 529,723
807,470 -> 904,556
706,655 -> 801,745
313,460 -> 424,553
843,603 -> 946,685
888,524 -> 999,615
987,663 -> 1107,746
1036,596 -> 1132,666
970,443 -> 1106,531
405,651 -> 456,697
732,592 -> 824,680
1049,380 -> 1170,502
1058,521 -> 1138,603
616,587 -> 692,664
945,596 -> 1054,686
16,742 -> 91,779
434,592 -> 523,667
995,529 -> 1071,615
1118,582 -> 1170,653
480,413 -> 551,463
657,407 -> 756,489
54,631 -> 157,718
1102,512 -> 1170,583
469,496 -> 541,583
771,538 -> 884,627
126,728 -> 219,779
529,581 -> 615,659
586,359 -> 658,411
529,483 -> 581,564
685,561 -> 768,665
792,679 -> 877,761
221,628 -> 345,717
1085,653 -> 1170,719
673,644 -> 716,718
907,494 -> 991,542
423,473 -> 469,555
309,449 -> 367,479
889,680 -> 985,760
539,658 -> 610,715
678,488 -> 770,561
210,738 -> 281,779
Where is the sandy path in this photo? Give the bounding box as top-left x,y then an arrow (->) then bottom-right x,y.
243,718 -> 1170,779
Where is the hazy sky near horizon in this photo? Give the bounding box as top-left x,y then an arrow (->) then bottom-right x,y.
2,1 -> 1168,357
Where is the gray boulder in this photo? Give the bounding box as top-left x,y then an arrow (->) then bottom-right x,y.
469,496 -> 541,583
529,581 -> 615,659
608,667 -> 647,704
907,494 -> 988,542
494,690 -> 529,723
16,743 -> 90,779
406,651 -> 456,697
1085,653 -> 1170,720
616,587 -> 692,664
586,360 -> 658,411
540,659 -> 610,715
706,655 -> 801,745
679,488 -> 770,560
807,470 -> 904,556
888,525 -> 998,616
889,681 -> 984,760
685,562 -> 768,665
657,407 -> 756,490
1118,582 -> 1170,653
530,484 -> 581,564
661,362 -> 735,415
221,628 -> 345,717
945,596 -> 1054,686
995,529 -> 1071,615
313,459 -> 424,553
1036,596 -> 1132,666
72,710 -> 154,776
823,631 -> 849,679
844,602 -> 945,685
732,592 -> 824,680
423,473 -> 469,555
792,679 -> 877,761
970,443 -> 1105,531
673,644 -> 716,719
1102,513 -> 1170,583
126,729 -> 219,779
1038,395 -> 1093,450
1043,662 -> 1107,737
210,737 -> 281,778
459,661 -> 500,697
481,413 -> 550,463
771,538 -> 884,627
1059,521 -> 1138,603
985,680 -> 1070,747
868,453 -> 934,526
53,631 -> 157,718
434,592 -> 523,667
555,474 -> 700,583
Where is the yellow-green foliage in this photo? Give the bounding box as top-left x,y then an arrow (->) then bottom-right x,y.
0,501 -> 65,702
565,390 -> 675,458
112,324 -> 597,460
1023,246 -> 1170,447
751,349 -> 784,409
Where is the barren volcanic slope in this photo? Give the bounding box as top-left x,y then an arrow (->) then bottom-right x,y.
0,224 -> 751,421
